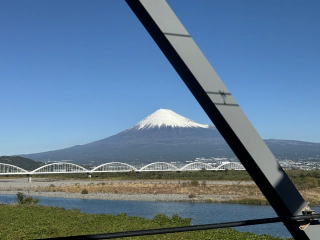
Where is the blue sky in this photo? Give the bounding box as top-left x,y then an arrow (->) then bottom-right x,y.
1,0 -> 319,156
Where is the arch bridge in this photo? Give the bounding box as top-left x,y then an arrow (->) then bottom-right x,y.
0,163 -> 28,175
0,161 -> 245,182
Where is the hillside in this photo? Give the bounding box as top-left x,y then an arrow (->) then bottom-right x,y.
0,156 -> 43,171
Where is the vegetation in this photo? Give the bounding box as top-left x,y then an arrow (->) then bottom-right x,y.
32,169 -> 320,206
4,169 -> 320,206
81,188 -> 89,194
225,198 -> 269,205
36,180 -> 271,204
286,170 -> 320,189
32,169 -> 320,184
31,169 -> 253,181
0,204 -> 290,239
38,179 -> 261,196
188,193 -> 197,198
0,156 -> 43,171
16,192 -> 39,205
1,169 -> 318,238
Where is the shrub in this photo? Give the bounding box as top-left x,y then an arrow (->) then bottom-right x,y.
171,213 -> 189,224
188,193 -> 196,198
293,176 -> 319,190
16,192 -> 39,205
81,189 -> 89,194
303,177 -> 318,189
152,214 -> 171,226
190,179 -> 199,187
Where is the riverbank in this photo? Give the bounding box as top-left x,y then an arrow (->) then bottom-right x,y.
0,190 -> 237,202
1,178 -> 319,205
0,178 -> 262,203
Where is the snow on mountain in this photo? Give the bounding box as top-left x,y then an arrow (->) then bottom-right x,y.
131,109 -> 211,130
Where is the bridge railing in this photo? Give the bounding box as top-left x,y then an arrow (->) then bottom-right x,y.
139,162 -> 179,172
215,162 -> 245,170
91,162 -> 137,172
0,161 -> 245,175
31,162 -> 88,174
0,163 -> 28,175
180,162 -> 213,171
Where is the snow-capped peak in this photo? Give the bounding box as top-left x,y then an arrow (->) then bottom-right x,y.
132,109 -> 211,130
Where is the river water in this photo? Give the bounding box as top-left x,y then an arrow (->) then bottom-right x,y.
0,194 -> 308,238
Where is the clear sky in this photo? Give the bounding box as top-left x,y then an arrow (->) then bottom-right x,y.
1,0 -> 319,156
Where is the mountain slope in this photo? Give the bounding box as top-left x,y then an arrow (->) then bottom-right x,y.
20,109 -> 320,164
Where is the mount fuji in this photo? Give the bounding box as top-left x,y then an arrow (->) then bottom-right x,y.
21,109 -> 320,164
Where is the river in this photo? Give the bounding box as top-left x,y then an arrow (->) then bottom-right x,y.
1,194 -> 313,238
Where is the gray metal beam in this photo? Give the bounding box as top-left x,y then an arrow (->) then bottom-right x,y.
125,0 -> 320,239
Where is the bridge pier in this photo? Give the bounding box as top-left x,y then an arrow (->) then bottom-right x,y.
27,174 -> 32,183
87,173 -> 92,179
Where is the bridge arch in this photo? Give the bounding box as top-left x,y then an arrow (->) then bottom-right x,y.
91,162 -> 136,172
31,162 -> 88,174
0,163 -> 28,174
180,162 -> 213,171
139,162 -> 178,171
215,162 -> 245,170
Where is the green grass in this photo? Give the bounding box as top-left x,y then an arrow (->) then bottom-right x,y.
0,204 -> 290,239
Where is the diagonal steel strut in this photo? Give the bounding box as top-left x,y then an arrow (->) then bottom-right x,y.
126,0 -> 320,239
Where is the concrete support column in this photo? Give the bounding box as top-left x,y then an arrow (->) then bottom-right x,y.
87,173 -> 92,179
27,174 -> 32,183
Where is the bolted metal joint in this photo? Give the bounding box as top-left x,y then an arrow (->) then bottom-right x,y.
298,209 -> 316,230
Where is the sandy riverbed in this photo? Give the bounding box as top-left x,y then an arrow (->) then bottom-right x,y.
0,178 -> 253,202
